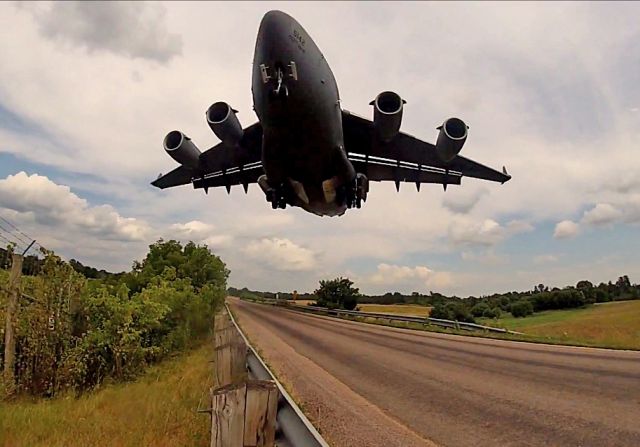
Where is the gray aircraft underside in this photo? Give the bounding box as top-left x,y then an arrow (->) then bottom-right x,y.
152,10 -> 511,217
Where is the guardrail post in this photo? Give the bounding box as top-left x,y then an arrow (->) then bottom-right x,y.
211,383 -> 246,447
244,380 -> 278,447
213,309 -> 247,389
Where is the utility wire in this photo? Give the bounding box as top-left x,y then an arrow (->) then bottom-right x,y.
0,215 -> 34,243
0,232 -> 24,252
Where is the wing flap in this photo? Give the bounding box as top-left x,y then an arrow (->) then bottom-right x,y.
349,154 -> 461,186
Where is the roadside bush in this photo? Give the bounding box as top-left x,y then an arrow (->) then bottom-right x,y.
2,240 -> 227,397
510,300 -> 534,318
430,303 -> 475,323
471,303 -> 490,318
483,307 -> 501,319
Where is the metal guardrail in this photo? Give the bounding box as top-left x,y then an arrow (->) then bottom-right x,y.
225,303 -> 330,447
242,297 -> 522,335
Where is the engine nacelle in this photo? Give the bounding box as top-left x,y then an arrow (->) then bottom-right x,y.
370,91 -> 405,142
206,102 -> 243,146
435,117 -> 468,163
163,130 -> 201,169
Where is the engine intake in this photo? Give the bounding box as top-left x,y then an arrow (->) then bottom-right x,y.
370,91 -> 405,142
206,102 -> 243,146
436,117 -> 468,163
163,130 -> 201,169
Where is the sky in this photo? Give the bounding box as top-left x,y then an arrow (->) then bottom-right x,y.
0,1 -> 639,297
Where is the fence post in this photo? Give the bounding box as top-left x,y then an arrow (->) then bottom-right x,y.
211,382 -> 246,447
244,380 -> 278,447
213,310 -> 247,390
3,253 -> 23,390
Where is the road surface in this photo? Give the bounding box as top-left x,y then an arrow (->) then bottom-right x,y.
228,298 -> 640,447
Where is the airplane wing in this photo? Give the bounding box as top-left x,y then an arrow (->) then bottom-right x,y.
151,122 -> 264,191
342,110 -> 511,185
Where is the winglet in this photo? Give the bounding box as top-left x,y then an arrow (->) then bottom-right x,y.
501,166 -> 512,184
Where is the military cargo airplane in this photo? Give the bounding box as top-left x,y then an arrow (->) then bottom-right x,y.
152,10 -> 511,216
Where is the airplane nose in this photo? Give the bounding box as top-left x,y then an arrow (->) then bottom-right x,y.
258,10 -> 291,45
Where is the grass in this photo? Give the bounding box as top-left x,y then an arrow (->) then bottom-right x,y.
288,301 -> 432,317
0,341 -> 213,447
479,300 -> 640,350
357,303 -> 431,317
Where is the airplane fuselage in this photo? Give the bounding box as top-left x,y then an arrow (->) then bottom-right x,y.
252,11 -> 355,216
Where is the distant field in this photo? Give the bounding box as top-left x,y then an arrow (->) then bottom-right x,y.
288,300 -> 431,317
480,300 -> 640,350
358,304 -> 431,317
0,342 -> 212,447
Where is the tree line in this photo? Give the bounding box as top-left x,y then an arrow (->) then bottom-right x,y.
0,240 -> 227,398
230,274 -> 639,323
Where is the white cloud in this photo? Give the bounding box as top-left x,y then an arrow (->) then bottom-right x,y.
168,220 -> 232,248
581,203 -> 622,226
442,187 -> 488,214
0,172 -> 151,242
23,2 -> 182,62
366,263 -> 453,291
243,238 -> 317,272
449,218 -> 533,247
461,249 -> 508,265
554,220 -> 580,239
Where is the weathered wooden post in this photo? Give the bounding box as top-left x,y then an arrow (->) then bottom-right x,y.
3,252 -> 23,390
210,380 -> 278,447
214,341 -> 247,389
211,383 -> 246,447
244,381 -> 278,447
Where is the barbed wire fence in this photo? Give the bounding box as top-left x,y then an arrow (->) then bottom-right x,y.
0,214 -> 47,276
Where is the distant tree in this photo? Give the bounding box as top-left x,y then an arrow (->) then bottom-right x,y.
314,277 -> 360,310
482,307 -> 501,319
471,302 -> 490,318
510,300 -> 534,318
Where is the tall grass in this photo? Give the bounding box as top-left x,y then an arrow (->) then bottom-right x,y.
0,341 -> 213,447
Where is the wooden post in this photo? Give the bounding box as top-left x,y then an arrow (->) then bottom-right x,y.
3,253 -> 23,390
214,341 -> 247,389
215,326 -> 242,349
211,383 -> 246,447
244,381 -> 278,447
214,312 -> 233,332
210,381 -> 278,447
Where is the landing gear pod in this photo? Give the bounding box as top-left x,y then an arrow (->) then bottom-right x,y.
435,117 -> 468,163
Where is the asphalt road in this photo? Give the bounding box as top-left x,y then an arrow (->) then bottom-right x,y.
229,298 -> 640,447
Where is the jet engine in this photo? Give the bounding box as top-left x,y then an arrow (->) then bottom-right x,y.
370,91 -> 405,142
435,117 -> 468,163
206,102 -> 244,146
163,130 -> 201,169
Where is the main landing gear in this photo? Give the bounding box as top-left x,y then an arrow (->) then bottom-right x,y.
258,175 -> 288,209
345,173 -> 369,209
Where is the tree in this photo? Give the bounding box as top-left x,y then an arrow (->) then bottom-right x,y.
510,300 -> 534,318
471,302 -> 490,318
314,277 -> 360,310
483,307 -> 501,319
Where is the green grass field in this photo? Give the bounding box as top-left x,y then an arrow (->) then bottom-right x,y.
0,342 -> 213,447
357,303 -> 431,317
480,300 -> 640,350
